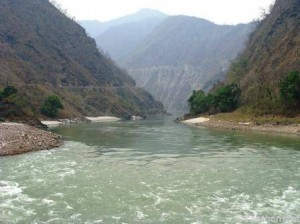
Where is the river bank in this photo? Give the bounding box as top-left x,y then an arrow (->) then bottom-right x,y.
181,114 -> 300,135
0,123 -> 63,156
0,116 -> 125,156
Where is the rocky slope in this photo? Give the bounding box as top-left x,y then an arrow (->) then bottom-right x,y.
122,16 -> 254,114
0,0 -> 165,118
226,0 -> 300,113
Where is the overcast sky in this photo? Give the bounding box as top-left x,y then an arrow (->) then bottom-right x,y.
54,0 -> 275,24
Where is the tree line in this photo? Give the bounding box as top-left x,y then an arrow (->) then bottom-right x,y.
188,70 -> 300,116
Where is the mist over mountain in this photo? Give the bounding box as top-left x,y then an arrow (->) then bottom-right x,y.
80,9 -> 166,38
119,16 -> 254,114
79,20 -> 102,38
0,0 -> 166,118
81,9 -> 254,114
96,17 -> 166,62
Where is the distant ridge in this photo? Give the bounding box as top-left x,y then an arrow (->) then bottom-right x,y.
80,10 -> 254,114
96,17 -> 166,62
80,9 -> 167,38
121,16 -> 254,114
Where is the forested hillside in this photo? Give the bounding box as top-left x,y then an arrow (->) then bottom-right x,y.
0,0 -> 166,118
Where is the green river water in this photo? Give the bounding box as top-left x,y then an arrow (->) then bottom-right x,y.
1,119 -> 300,223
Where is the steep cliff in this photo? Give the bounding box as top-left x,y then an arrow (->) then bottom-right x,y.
0,0 -> 166,118
226,0 -> 300,114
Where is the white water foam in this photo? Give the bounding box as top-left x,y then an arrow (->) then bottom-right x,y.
135,209 -> 148,220
0,180 -> 38,222
0,181 -> 23,197
42,198 -> 56,206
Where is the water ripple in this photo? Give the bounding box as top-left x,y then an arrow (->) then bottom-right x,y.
1,120 -> 300,223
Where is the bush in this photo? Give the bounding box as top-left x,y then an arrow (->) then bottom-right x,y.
188,90 -> 209,114
214,84 -> 241,112
0,86 -> 17,101
188,84 -> 241,115
280,71 -> 300,109
40,95 -> 64,118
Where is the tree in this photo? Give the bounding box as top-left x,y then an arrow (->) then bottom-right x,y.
188,90 -> 210,114
40,95 -> 64,118
214,84 -> 241,112
280,71 -> 300,109
188,83 -> 241,115
0,86 -> 17,101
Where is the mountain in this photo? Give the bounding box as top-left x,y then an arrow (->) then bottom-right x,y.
121,16 -> 254,114
80,9 -> 166,38
0,0 -> 166,118
226,0 -> 300,114
96,17 -> 165,62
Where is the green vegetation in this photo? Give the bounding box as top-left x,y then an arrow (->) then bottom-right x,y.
280,71 -> 300,109
188,90 -> 209,114
40,95 -> 64,118
0,86 -> 21,118
188,84 -> 241,115
0,86 -> 17,101
0,85 -> 46,128
189,70 -> 300,117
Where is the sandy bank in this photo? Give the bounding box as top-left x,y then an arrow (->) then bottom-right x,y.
0,123 -> 63,156
181,117 -> 210,124
41,120 -> 63,127
181,117 -> 300,135
85,116 -> 121,122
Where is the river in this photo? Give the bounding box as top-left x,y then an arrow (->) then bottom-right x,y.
1,119 -> 300,223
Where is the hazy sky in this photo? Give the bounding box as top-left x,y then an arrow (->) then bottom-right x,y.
54,0 -> 275,24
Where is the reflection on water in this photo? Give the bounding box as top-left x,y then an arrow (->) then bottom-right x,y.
0,119 -> 300,223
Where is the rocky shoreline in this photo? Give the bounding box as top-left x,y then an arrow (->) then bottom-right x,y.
0,123 -> 63,156
0,116 -> 125,156
181,117 -> 300,136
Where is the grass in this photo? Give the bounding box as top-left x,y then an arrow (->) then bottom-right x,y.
210,110 -> 300,125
